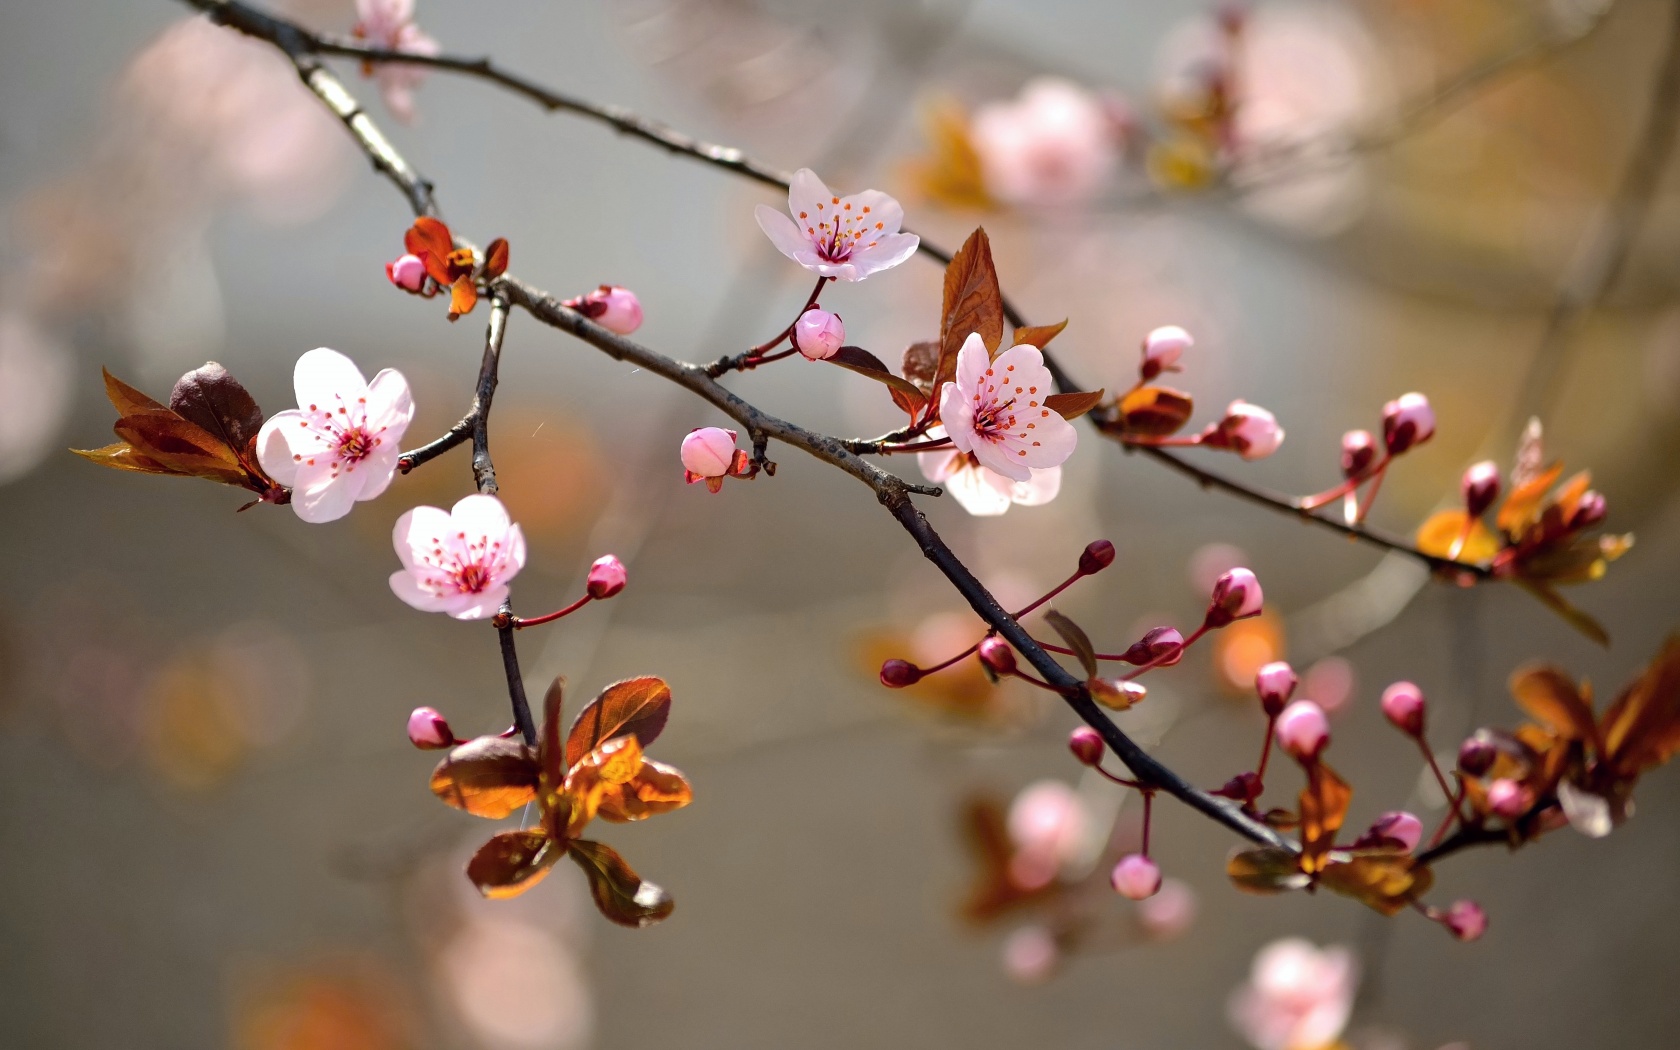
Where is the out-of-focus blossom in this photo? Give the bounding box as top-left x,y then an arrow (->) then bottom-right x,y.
389,494 -> 527,620
1110,853 -> 1162,899
386,253 -> 427,293
1000,924 -> 1059,984
1136,877 -> 1197,940
1380,680 -> 1426,737
1302,656 -> 1355,716
1228,938 -> 1359,1050
1141,324 -> 1193,380
939,334 -> 1077,482
1443,900 -> 1488,942
1189,542 -> 1249,593
1381,392 -> 1435,455
1007,780 -> 1088,888
0,310 -> 74,486
442,917 -> 594,1050
258,347 -> 414,523
353,0 -> 441,122
917,426 -> 1060,516
1254,660 -> 1298,715
793,308 -> 845,360
970,78 -> 1118,207
1276,699 -> 1329,760
1215,400 -> 1286,460
755,169 -> 919,281
1462,460 -> 1502,518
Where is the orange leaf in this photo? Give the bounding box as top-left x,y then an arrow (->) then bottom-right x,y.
1318,855 -> 1432,916
405,217 -> 454,283
1011,319 -> 1067,350
113,410 -> 250,486
1115,386 -> 1194,438
101,368 -> 166,416
483,237 -> 509,278
1298,761 -> 1352,872
447,275 -> 477,320
562,736 -> 646,837
1043,389 -> 1104,421
567,840 -> 674,928
71,441 -> 173,475
1415,509 -> 1499,563
429,736 -> 540,819
1509,664 -> 1598,745
1513,580 -> 1610,647
1497,463 -> 1563,535
936,228 -> 1005,393
595,759 -> 694,822
1601,635 -> 1680,776
565,676 -> 672,771
539,675 -> 567,791
1226,846 -> 1310,894
466,829 -> 559,899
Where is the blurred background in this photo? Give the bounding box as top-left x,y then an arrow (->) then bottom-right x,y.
2,0 -> 1680,1046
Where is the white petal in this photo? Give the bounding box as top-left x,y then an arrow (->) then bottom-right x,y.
1012,466 -> 1062,506
293,347 -> 368,411
939,382 -> 976,453
848,232 -> 920,279
918,447 -> 963,483
350,445 -> 401,503
290,458 -> 358,523
392,504 -> 453,569
1558,779 -> 1614,838
970,437 -> 1033,482
500,523 -> 528,579
364,367 -> 415,436
447,583 -> 509,621
450,492 -> 512,541
756,205 -> 818,265
955,332 -> 992,400
989,342 -> 1056,392
945,463 -> 1012,516
786,168 -> 833,218
389,569 -> 457,613
841,189 -> 904,233
256,411 -> 309,487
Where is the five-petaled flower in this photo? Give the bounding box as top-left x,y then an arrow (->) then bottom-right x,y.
938,333 -> 1078,482
918,425 -> 1060,516
390,493 -> 527,619
256,347 -> 414,523
352,0 -> 440,123
755,168 -> 920,281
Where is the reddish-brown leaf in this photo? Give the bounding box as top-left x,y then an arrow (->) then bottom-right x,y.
429,735 -> 540,819
169,362 -> 265,457
1115,386 -> 1194,438
1497,462 -> 1562,535
1010,319 -> 1067,350
539,675 -> 567,790
483,237 -> 509,278
1601,635 -> 1680,776
1043,390 -> 1105,421
466,829 -> 559,900
113,411 -> 249,485
101,368 -> 165,416
567,839 -> 674,928
959,796 -> 1050,922
405,217 -> 454,283
1318,855 -> 1432,916
70,442 -> 172,475
595,759 -> 694,823
1226,847 -> 1310,894
447,276 -> 478,320
1043,609 -> 1097,678
1509,664 -> 1599,746
825,346 -> 929,418
935,228 -> 1005,395
901,340 -> 941,394
1298,761 -> 1352,873
565,676 -> 672,771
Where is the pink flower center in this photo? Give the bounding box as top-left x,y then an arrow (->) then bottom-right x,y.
799,198 -> 885,263
415,529 -> 508,599
291,393 -> 387,476
973,397 -> 1019,441
338,427 -> 374,462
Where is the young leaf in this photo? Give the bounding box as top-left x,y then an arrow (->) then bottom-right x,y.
447,275 -> 478,321
1043,609 -> 1098,678
168,362 -> 265,456
1043,390 -> 1105,421
540,675 -> 567,789
1011,319 -> 1067,350
1114,386 -> 1194,438
1509,665 -> 1599,745
467,829 -> 559,899
567,839 -> 675,928
825,347 -> 929,418
901,340 -> 941,394
1298,761 -> 1352,873
1414,509 -> 1499,563
101,368 -> 166,416
483,237 -> 510,279
111,411 -> 249,484
1226,847 -> 1310,894
594,759 -> 694,823
934,228 -> 1005,395
429,736 -> 540,819
1600,635 -> 1680,776
405,217 -> 455,284
566,676 -> 672,771
1318,855 -> 1432,916
71,442 -> 172,475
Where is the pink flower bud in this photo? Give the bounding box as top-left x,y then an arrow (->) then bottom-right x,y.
1380,680 -> 1426,737
1140,324 -> 1192,380
1124,626 -> 1185,666
793,308 -> 844,360
1443,899 -> 1488,942
1569,490 -> 1606,530
1254,660 -> 1297,716
582,285 -> 643,335
1110,853 -> 1162,900
1136,877 -> 1197,940
407,706 -> 454,750
1276,699 -> 1329,761
1461,460 -> 1501,518
1001,925 -> 1059,984
880,659 -> 923,688
1206,567 -> 1263,627
1457,733 -> 1497,776
1340,429 -> 1377,480
1354,810 -> 1423,853
978,636 -> 1017,676
586,554 -> 627,599
1381,392 -> 1435,455
385,253 -> 427,293
1487,778 -> 1533,820
1220,401 -> 1285,460
1079,539 -> 1117,576
1068,725 -> 1105,766
681,426 -> 738,479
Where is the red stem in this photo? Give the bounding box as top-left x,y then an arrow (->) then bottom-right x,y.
1255,715 -> 1277,782
1094,765 -> 1143,790
511,593 -> 593,628
1351,461 -> 1389,525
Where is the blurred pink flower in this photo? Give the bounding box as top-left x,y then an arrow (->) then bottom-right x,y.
917,426 -> 1060,516
389,494 -> 527,619
755,169 -> 919,281
971,78 -> 1118,207
352,0 -> 440,122
1000,925 -> 1059,984
1006,780 -> 1087,888
257,347 -> 414,523
1136,877 -> 1197,940
1228,938 -> 1359,1050
939,334 -> 1077,482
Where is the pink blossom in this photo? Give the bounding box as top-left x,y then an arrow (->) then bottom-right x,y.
386,252 -> 427,293
586,554 -> 627,599
938,334 -> 1077,482
576,285 -> 643,335
1276,700 -> 1329,761
1217,400 -> 1286,460
793,308 -> 845,360
1381,392 -> 1435,454
917,425 -> 1061,516
1228,938 -> 1359,1050
977,636 -> 1017,675
256,347 -> 414,523
971,78 -> 1118,207
1001,925 -> 1059,985
1110,853 -> 1162,900
1007,780 -> 1087,887
755,169 -> 919,281
681,426 -> 738,480
1380,680 -> 1426,736
353,2 -> 439,123
1067,726 -> 1104,766
407,706 -> 454,750
1443,899 -> 1487,941
1340,428 -> 1376,479
389,494 -> 527,620
1141,324 -> 1192,379
354,0 -> 415,44
1136,877 -> 1197,940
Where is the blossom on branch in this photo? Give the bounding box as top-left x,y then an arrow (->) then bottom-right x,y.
938,333 -> 1077,482
917,425 -> 1060,516
755,169 -> 919,281
352,0 -> 440,122
389,493 -> 527,619
256,347 -> 414,523
971,78 -> 1119,207
1228,938 -> 1358,1050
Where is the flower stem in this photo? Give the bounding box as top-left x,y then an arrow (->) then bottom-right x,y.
1255,716 -> 1277,782
511,593 -> 593,628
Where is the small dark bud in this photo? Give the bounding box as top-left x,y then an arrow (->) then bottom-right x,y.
1457,732 -> 1497,777
1079,539 -> 1117,576
880,659 -> 923,688
1068,726 -> 1105,766
1461,460 -> 1501,519
1340,429 -> 1377,480
978,636 -> 1017,676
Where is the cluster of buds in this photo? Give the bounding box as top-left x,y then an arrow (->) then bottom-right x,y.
1300,392 -> 1436,525
680,427 -> 755,493
1099,325 -> 1285,462
385,217 -> 509,321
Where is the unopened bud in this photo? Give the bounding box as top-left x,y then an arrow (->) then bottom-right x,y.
1461,460 -> 1501,518
586,554 -> 627,599
1091,678 -> 1148,710
1276,699 -> 1329,761
978,636 -> 1017,676
1110,853 -> 1162,900
1380,680 -> 1427,737
1487,777 -> 1533,820
1443,899 -> 1488,942
407,706 -> 454,750
1206,567 -> 1263,627
1068,725 -> 1105,766
1354,810 -> 1423,853
1123,626 -> 1184,666
1569,490 -> 1606,530
1218,401 -> 1285,460
1340,429 -> 1377,480
793,308 -> 845,360
1381,392 -> 1436,455
578,285 -> 644,335
1457,733 -> 1497,777
681,426 -> 738,480
1079,539 -> 1117,576
1254,660 -> 1298,716
879,659 -> 923,688
385,253 -> 427,293
1140,325 -> 1192,380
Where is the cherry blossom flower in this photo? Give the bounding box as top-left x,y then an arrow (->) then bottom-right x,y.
1007,780 -> 1087,888
755,169 -> 919,281
970,78 -> 1118,207
386,252 -> 426,293
256,347 -> 414,523
938,334 -> 1078,482
917,425 -> 1060,516
793,308 -> 845,360
352,0 -> 440,123
389,494 -> 527,620
1228,938 -> 1359,1050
